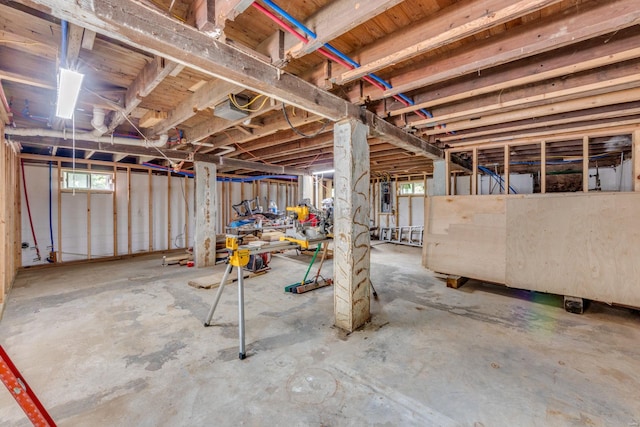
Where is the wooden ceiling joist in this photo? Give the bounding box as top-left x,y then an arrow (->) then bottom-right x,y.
23,0 -> 446,162
412,66 -> 640,128
261,0 -> 406,63
340,0 -> 640,102
106,55 -> 180,133
389,27 -> 640,117
339,0 -> 564,84
148,80 -> 241,135
424,87 -> 640,135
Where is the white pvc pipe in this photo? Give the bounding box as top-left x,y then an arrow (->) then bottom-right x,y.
5,127 -> 169,147
90,107 -> 108,135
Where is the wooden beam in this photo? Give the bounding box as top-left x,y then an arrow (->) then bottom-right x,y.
0,84 -> 10,125
138,110 -> 168,128
215,0 -> 255,27
148,80 -> 241,136
340,0 -> 563,84
193,0 -> 217,35
634,130 -> 640,192
0,69 -> 55,89
16,136 -> 309,175
107,56 -> 179,133
65,23 -> 84,69
81,29 -> 96,50
25,0 -> 444,163
583,136 -> 589,192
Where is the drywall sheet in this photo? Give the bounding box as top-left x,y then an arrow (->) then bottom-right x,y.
506,192 -> 640,306
423,195 -> 515,284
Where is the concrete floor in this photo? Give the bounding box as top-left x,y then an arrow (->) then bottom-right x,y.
1,244 -> 639,426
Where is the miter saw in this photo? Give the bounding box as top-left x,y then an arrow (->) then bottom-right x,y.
281,198 -> 333,248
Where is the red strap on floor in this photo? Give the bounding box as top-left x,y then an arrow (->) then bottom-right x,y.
0,345 -> 56,426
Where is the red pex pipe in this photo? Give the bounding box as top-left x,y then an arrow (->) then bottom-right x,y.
20,159 -> 41,261
253,0 -> 431,120
252,2 -> 308,44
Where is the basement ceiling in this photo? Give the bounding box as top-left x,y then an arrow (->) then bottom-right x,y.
1,0 -> 638,176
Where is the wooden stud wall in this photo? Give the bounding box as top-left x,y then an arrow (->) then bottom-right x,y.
18,154 -> 298,267
1,124 -> 20,307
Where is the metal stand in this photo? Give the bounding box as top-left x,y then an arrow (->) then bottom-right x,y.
203,236 -> 331,360
203,262 -> 247,359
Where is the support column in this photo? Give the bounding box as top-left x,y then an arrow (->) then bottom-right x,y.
298,174 -> 313,203
194,161 -> 217,267
333,119 -> 370,332
432,160 -> 446,196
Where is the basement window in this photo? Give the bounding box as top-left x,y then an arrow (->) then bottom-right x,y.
62,170 -> 114,192
399,182 -> 425,195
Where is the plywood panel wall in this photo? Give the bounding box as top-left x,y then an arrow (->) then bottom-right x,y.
424,192 -> 640,308
423,195 -> 513,284
506,192 -> 640,306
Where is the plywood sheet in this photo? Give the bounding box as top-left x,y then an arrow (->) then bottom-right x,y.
423,195 -> 510,283
506,192 -> 640,306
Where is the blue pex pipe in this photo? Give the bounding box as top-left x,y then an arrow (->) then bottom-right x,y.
261,0 -> 317,39
262,0 -> 435,120
61,20 -> 68,67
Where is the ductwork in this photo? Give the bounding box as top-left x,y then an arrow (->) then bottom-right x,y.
4,127 -> 169,147
90,107 -> 108,135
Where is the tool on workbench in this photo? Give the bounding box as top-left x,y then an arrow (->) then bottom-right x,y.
281,199 -> 333,249
0,345 -> 56,426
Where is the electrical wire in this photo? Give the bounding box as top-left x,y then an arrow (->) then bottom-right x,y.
228,94 -> 269,112
281,104 -> 328,138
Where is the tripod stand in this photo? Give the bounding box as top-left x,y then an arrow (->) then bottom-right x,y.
204,261 -> 247,359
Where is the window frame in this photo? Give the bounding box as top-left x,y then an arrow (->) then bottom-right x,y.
61,169 -> 115,193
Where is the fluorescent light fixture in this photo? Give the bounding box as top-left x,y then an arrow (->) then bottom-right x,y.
312,169 -> 334,175
56,68 -> 84,119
